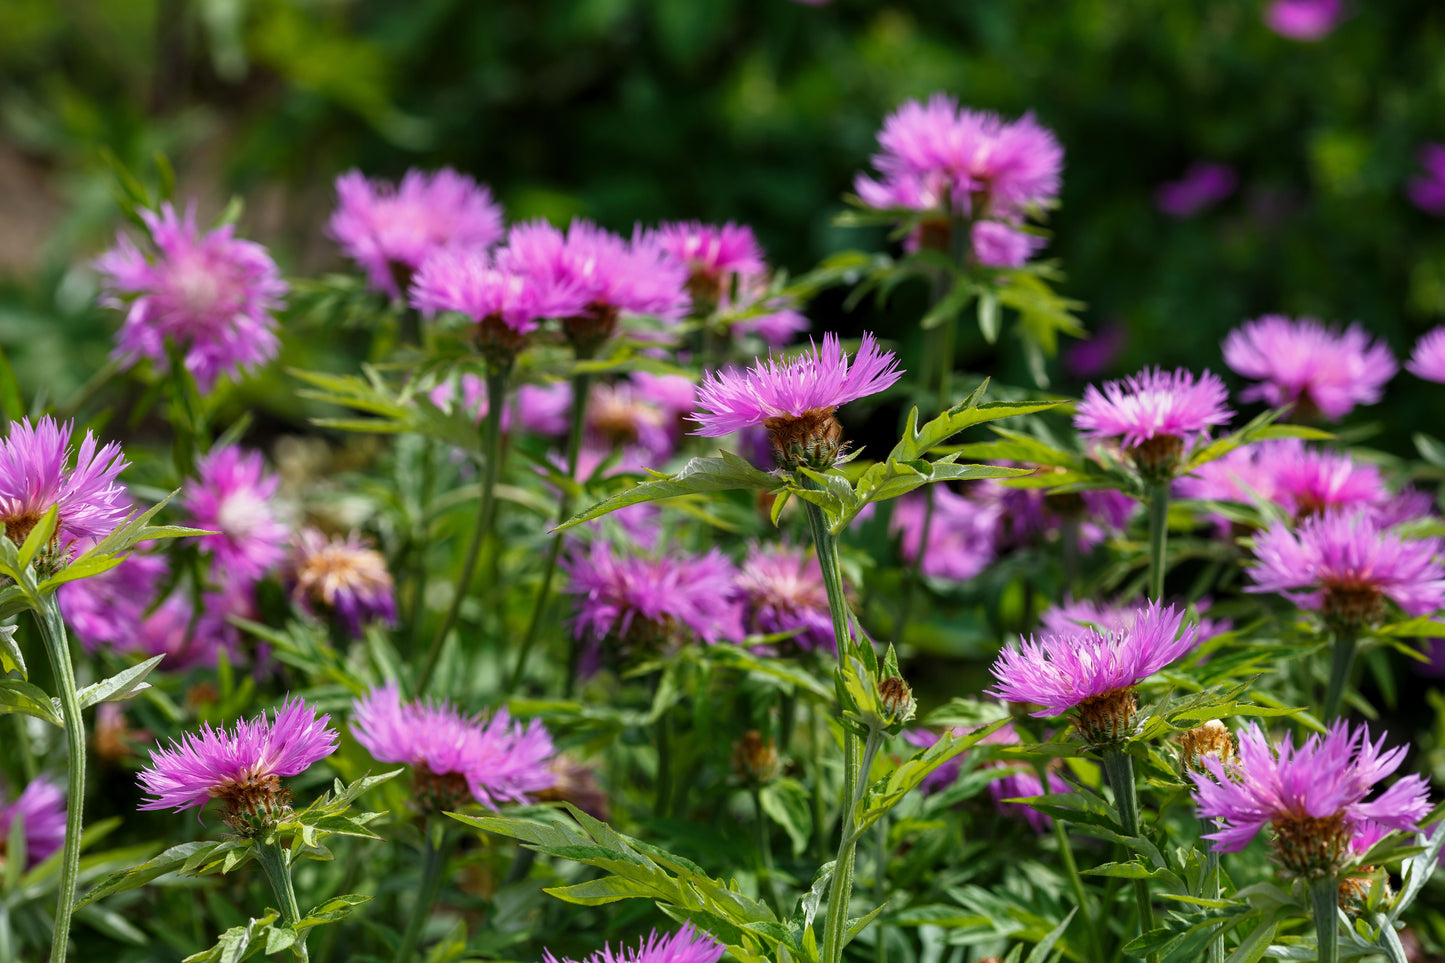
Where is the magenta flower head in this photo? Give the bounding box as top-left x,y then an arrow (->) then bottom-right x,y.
586,373 -> 696,466
182,445 -> 289,587
0,775 -> 66,868
329,168 -> 504,297
1246,509 -> 1445,629
429,376 -> 573,436
1074,367 -> 1232,479
411,247 -> 585,367
1222,316 -> 1397,421
649,220 -> 767,307
137,695 -> 338,834
562,541 -> 743,667
989,602 -> 1201,746
1408,145 -> 1445,216
1264,0 -> 1343,41
1191,721 -> 1430,876
0,416 -> 129,556
96,202 -> 286,392
61,550 -> 169,654
351,682 -> 556,812
287,528 -> 397,637
890,486 -> 1001,582
542,924 -> 726,963
1155,162 -> 1238,218
735,541 -> 834,653
1407,326 -> 1445,382
692,332 -> 902,471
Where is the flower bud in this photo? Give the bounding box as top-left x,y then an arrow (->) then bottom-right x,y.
1177,719 -> 1234,773
878,675 -> 917,727
731,730 -> 781,785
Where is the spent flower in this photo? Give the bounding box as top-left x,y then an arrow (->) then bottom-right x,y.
287,528 -> 398,636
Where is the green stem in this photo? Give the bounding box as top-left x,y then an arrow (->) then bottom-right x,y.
254,835 -> 309,963
821,730 -> 883,963
10,715 -> 36,782
511,371 -> 592,694
1310,876 -> 1340,963
1205,847 -> 1223,963
1101,749 -> 1156,963
392,822 -> 451,963
751,784 -> 783,914
655,710 -> 673,819
1322,627 -> 1358,721
1053,818 -> 1103,960
417,367 -> 508,693
873,815 -> 888,963
1146,482 -> 1170,601
36,599 -> 84,963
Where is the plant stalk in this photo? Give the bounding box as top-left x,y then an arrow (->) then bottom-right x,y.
1322,627 -> 1358,721
512,370 -> 592,693
1310,876 -> 1340,963
821,730 -> 882,963
255,835 -> 309,963
418,366 -> 508,692
1053,818 -> 1102,960
1206,847 -> 1223,963
751,784 -> 783,914
392,821 -> 450,963
1146,482 -> 1170,601
36,599 -> 84,963
1101,749 -> 1156,963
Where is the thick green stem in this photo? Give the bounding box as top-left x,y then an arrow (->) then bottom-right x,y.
801,498 -> 859,816
873,815 -> 888,963
37,600 -> 84,963
418,367 -> 508,693
1101,749 -> 1156,963
821,731 -> 882,963
1322,627 -> 1358,721
392,822 -> 450,963
512,371 -> 592,693
751,784 -> 783,914
255,836 -> 309,963
1146,482 -> 1170,601
1310,876 -> 1340,963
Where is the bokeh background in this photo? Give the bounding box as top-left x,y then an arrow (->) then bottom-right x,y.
4,0 -> 1445,446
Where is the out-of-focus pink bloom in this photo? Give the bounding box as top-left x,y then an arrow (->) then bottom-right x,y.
1064,320 -> 1127,380
62,549 -> 168,654
133,593 -> 246,671
890,486 -> 1000,582
1223,316 -> 1396,421
1176,440 -> 1399,524
735,542 -> 834,653
411,247 -> 585,348
0,776 -> 66,868
183,445 -> 289,587
1407,145 -> 1445,215
587,373 -> 697,466
1264,0 -> 1343,41
287,529 -> 397,636
428,375 -> 572,436
1155,162 -> 1238,217
1407,327 -> 1445,382
329,168 -> 504,297
971,221 -> 1045,268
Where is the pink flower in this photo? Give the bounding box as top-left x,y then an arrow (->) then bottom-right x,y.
132,593 -> 246,671
1074,367 -> 1232,454
649,221 -> 766,286
1407,144 -> 1445,216
586,373 -> 697,465
428,375 -> 573,436
137,696 -> 338,819
542,924 -> 725,963
1155,162 -> 1238,217
1191,721 -> 1429,875
411,247 -> 585,347
1222,316 -> 1397,421
61,548 -> 168,653
1407,326 -> 1445,382
0,417 -> 129,549
329,168 -> 504,297
692,332 -> 902,437
735,542 -> 834,653
183,445 -> 288,587
971,221 -> 1045,268
890,486 -> 1001,582
0,776 -> 66,868
1264,0 -> 1343,41
1176,440 -> 1398,522
287,529 -> 397,636
96,203 -> 286,392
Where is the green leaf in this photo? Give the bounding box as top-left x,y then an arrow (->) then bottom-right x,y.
1024,907 -> 1076,963
78,841 -> 228,907
920,279 -> 974,331
1183,408 -> 1332,472
544,876 -> 653,906
890,392 -> 1065,464
759,779 -> 814,857
0,678 -> 63,726
75,655 -> 165,710
16,504 -> 59,570
854,719 -> 1011,836
557,452 -> 780,531
0,623 -> 24,676
977,288 -> 1000,344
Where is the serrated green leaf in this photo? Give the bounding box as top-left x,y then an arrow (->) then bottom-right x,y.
0,678 -> 62,726
75,655 -> 165,710
557,452 -> 780,531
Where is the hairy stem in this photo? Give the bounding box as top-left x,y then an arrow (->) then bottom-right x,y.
1322,627 -> 1358,721
392,821 -> 450,963
255,835 -> 309,963
418,367 -> 508,693
821,730 -> 882,963
1101,749 -> 1156,963
37,599 -> 84,963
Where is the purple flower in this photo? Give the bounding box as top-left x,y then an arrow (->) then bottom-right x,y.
0,417 -> 129,550
563,542 -> 743,659
971,221 -> 1046,268
1246,509 -> 1445,626
649,221 -> 767,301
137,696 -> 338,828
1177,439 -> 1398,524
1407,326 -> 1445,382
1222,316 -> 1397,421
351,682 -> 556,809
586,373 -> 697,465
1191,721 -> 1430,875
691,332 -> 901,447
1407,144 -> 1445,216
1064,320 -> 1127,380
542,924 -> 726,963
989,602 -> 1201,743
96,203 -> 286,392
890,486 -> 1000,582
1155,162 -> 1238,218
329,168 -> 504,297
62,548 -> 169,653
183,445 -> 289,587
735,541 -> 835,653
1075,367 -> 1232,477
428,375 -> 573,436
287,529 -> 398,636
1041,596 -> 1232,649
1264,0 -> 1343,41
0,776 -> 66,868
132,592 -> 246,671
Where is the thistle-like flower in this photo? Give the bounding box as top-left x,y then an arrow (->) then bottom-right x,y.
648,220 -> 766,308
734,541 -> 834,653
1406,327 -> 1445,383
351,682 -> 555,811
287,529 -> 398,636
1222,316 -> 1396,421
137,696 -> 338,834
1176,439 -> 1398,524
692,332 -> 902,470
1190,721 -> 1430,876
95,203 -> 286,392
0,776 -> 66,869
1246,509 -> 1445,628
542,924 -> 726,963
329,168 -> 504,297
183,445 -> 289,587
988,602 -> 1201,746
0,417 -> 129,554
1074,366 -> 1232,479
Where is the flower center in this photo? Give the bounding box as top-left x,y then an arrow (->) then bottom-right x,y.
215,490 -> 271,539
764,407 -> 844,472
1129,434 -> 1185,481
1321,580 -> 1384,630
297,545 -> 391,607
1271,811 -> 1351,877
214,771 -> 290,836
1,510 -> 44,548
1073,687 -> 1138,747
412,764 -> 472,814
